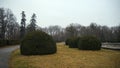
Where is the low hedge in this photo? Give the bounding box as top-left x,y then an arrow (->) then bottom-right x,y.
0,40 -> 20,47
7,40 -> 20,45
0,40 -> 7,46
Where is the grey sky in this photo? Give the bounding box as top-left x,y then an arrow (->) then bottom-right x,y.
0,0 -> 120,27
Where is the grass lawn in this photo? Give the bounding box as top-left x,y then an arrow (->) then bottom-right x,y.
10,43 -> 120,68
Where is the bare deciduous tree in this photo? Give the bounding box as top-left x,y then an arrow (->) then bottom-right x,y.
0,8 -> 7,40
0,8 -> 20,40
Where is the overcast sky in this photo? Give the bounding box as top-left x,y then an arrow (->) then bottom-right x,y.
0,0 -> 120,27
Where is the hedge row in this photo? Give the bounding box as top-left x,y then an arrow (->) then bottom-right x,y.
0,40 -> 20,47
65,36 -> 101,50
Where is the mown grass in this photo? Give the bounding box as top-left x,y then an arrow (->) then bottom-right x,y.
10,43 -> 120,68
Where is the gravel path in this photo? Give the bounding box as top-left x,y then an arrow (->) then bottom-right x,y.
0,45 -> 19,68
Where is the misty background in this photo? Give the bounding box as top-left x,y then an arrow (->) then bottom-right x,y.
0,0 -> 120,27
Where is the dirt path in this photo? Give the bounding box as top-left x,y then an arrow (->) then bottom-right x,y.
0,45 -> 19,68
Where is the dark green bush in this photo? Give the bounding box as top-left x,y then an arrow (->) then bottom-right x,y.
65,38 -> 71,45
7,40 -> 20,45
69,38 -> 76,48
0,40 -> 19,47
0,40 -> 7,47
20,30 -> 57,55
65,37 -> 80,48
78,36 -> 101,50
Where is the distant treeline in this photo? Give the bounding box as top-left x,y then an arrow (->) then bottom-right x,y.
42,23 -> 120,42
0,8 -> 120,47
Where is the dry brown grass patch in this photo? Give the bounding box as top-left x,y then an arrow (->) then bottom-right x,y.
10,42 -> 120,68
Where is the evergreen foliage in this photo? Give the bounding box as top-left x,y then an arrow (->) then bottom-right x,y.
20,30 -> 57,55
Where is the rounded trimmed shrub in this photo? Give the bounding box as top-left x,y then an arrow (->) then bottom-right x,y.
20,30 -> 57,55
78,36 -> 101,50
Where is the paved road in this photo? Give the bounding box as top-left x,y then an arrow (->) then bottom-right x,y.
0,45 -> 19,68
